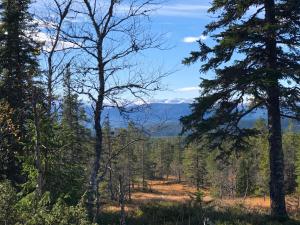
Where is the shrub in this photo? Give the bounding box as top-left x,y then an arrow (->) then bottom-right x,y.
0,180 -> 18,225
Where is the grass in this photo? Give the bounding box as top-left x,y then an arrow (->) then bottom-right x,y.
100,179 -> 300,225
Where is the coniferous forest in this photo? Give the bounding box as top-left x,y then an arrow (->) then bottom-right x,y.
1,0 -> 300,225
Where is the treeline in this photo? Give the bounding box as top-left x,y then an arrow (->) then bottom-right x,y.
184,120 -> 300,200
100,119 -> 300,203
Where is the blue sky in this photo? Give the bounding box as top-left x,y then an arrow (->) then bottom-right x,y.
145,0 -> 213,102
34,0 -> 214,104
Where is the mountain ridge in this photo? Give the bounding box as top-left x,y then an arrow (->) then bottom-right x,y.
83,102 -> 296,136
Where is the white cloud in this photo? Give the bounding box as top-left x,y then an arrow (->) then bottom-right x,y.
161,98 -> 194,104
175,87 -> 201,92
33,31 -> 76,52
155,4 -> 210,18
182,35 -> 207,43
133,98 -> 194,105
117,3 -> 210,18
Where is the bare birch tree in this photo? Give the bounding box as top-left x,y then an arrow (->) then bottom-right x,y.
36,0 -> 73,115
62,0 -> 166,220
32,0 -> 74,193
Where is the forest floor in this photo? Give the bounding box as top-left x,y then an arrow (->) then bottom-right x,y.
102,178 -> 300,225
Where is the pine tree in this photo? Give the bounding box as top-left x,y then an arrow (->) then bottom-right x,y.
181,0 -> 300,218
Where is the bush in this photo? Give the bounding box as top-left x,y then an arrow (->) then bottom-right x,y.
0,180 -> 18,225
16,193 -> 92,225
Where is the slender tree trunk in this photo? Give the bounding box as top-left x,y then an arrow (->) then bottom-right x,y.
108,130 -> 114,201
119,175 -> 126,225
142,142 -> 146,190
127,146 -> 132,201
178,144 -> 181,183
264,0 -> 287,219
87,103 -> 103,222
243,174 -> 249,200
87,44 -> 106,220
128,180 -> 131,201
32,88 -> 44,197
196,149 -> 200,191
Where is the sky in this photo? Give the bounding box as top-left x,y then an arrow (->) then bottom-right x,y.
34,0 -> 215,104
144,0 -> 213,103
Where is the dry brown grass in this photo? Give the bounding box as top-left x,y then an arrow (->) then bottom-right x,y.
218,195 -> 300,214
132,180 -> 196,203
103,178 -> 300,215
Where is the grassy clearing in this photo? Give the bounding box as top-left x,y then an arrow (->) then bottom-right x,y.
101,179 -> 300,225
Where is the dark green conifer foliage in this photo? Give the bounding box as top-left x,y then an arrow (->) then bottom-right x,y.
0,0 -> 39,183
0,0 -> 38,128
181,0 -> 300,219
52,65 -> 90,203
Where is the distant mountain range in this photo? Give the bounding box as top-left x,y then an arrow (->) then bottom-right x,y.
84,103 -> 297,136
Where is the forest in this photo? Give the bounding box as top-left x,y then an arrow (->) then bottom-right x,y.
1,0 -> 300,224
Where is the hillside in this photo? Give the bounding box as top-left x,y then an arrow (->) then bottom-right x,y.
91,103 -> 296,136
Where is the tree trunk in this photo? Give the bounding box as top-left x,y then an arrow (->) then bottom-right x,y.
87,104 -> 103,222
142,142 -> 146,190
128,180 -> 131,201
108,139 -> 114,201
267,90 -> 287,218
119,175 -> 126,225
196,150 -> 200,191
32,88 -> 44,197
264,0 -> 287,219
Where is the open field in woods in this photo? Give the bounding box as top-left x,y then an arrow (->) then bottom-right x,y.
102,179 -> 300,225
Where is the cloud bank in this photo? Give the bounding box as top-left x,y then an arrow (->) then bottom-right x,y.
175,87 -> 201,92
182,35 -> 207,43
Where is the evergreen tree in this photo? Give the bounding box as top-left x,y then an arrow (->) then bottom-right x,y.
181,0 -> 300,218
50,65 -> 90,203
0,0 -> 39,131
171,137 -> 184,182
294,129 -> 300,204
183,143 -> 207,190
102,115 -> 116,201
282,122 -> 298,193
0,101 -> 19,181
0,0 -> 39,183
236,156 -> 253,197
254,119 -> 270,197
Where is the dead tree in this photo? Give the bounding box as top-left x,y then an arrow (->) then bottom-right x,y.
62,0 -> 166,221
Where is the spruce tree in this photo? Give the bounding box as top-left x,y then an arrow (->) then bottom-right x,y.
0,0 -> 39,183
183,143 -> 207,190
181,0 -> 300,219
54,64 -> 90,203
254,120 -> 270,197
0,0 -> 38,128
282,122 -> 297,193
